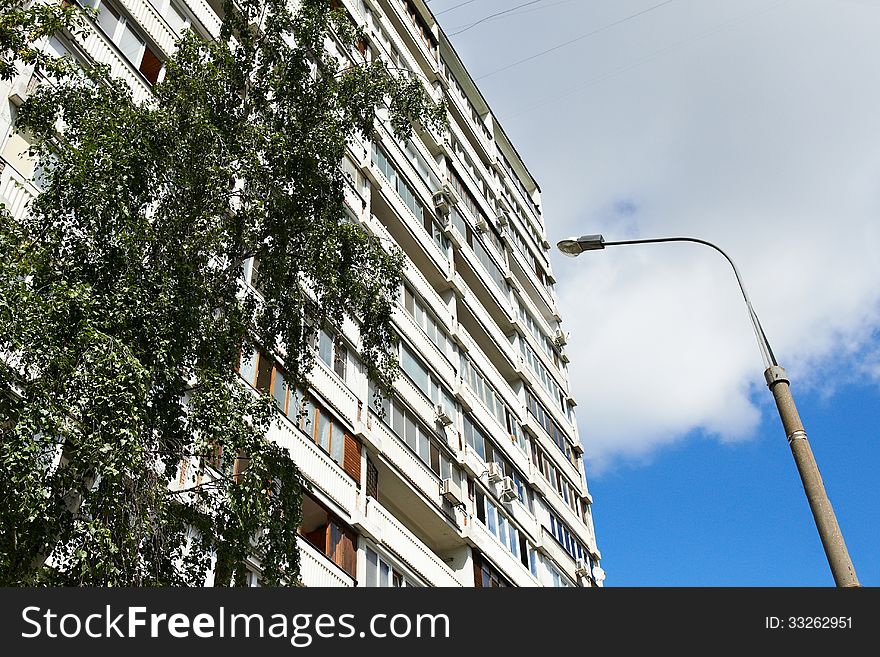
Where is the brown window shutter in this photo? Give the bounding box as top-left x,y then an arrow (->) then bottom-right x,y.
366,456 -> 379,499
139,45 -> 163,85
343,433 -> 361,484
472,551 -> 483,587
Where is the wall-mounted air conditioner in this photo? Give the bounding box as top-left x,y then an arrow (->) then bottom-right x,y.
486,461 -> 503,483
575,558 -> 590,577
435,405 -> 454,426
440,477 -> 463,506
432,190 -> 450,215
554,329 -> 569,347
499,476 -> 517,503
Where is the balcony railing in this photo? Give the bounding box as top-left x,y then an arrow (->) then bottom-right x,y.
309,358 -> 359,429
72,21 -> 153,102
368,410 -> 443,512
297,535 -> 355,587
0,159 -> 38,222
465,515 -> 539,587
269,416 -> 358,515
365,497 -> 462,587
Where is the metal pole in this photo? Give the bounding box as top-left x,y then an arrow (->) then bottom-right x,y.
765,366 -> 860,587
572,235 -> 861,586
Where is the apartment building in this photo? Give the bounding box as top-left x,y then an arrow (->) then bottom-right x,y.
0,0 -> 603,587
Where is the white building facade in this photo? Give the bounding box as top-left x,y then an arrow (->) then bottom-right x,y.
0,0 -> 603,588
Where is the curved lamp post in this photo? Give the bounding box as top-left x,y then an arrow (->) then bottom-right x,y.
558,234 -> 859,587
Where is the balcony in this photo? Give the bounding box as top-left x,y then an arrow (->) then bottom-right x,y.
297,535 -> 355,587
538,526 -> 581,585
366,410 -> 445,512
118,0 -> 177,55
0,159 -> 37,222
308,358 -> 359,429
457,278 -> 518,371
269,415 -> 358,516
71,21 -> 152,102
463,515 -> 539,587
363,497 -> 463,587
182,0 -> 222,38
393,306 -> 456,390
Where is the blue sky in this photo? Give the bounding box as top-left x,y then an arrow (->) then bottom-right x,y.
435,0 -> 880,586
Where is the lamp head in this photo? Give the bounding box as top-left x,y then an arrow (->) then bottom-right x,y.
557,234 -> 606,257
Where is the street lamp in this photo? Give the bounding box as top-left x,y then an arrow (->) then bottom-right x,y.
557,234 -> 860,587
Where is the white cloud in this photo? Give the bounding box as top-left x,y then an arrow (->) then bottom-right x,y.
451,0 -> 880,471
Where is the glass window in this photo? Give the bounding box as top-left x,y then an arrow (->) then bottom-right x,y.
239,346 -> 258,386
272,367 -> 287,411
365,549 -> 378,588
331,424 -> 345,463
318,329 -> 333,366
317,412 -> 332,452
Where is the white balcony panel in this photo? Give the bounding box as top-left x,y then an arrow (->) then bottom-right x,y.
269,418 -> 357,515
309,359 -> 359,428
393,306 -> 456,389
297,535 -> 354,587
365,498 -> 463,587
368,412 -> 443,509
182,0 -> 222,38
464,516 -> 538,587
458,381 -> 530,478
73,23 -> 152,102
539,526 -> 580,584
0,160 -> 37,222
118,0 -> 176,55
403,259 -> 451,329
459,279 -> 517,368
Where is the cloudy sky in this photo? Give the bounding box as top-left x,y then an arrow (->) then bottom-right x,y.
433,0 -> 880,585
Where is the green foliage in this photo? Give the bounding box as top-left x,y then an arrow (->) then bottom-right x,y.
0,0 -> 444,585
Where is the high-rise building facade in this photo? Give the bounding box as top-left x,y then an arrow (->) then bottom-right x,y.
0,0 -> 602,587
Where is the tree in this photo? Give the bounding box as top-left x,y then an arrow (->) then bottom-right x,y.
0,0 -> 444,586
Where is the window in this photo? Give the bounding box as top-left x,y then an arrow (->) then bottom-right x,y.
475,489 -> 523,560
364,546 -> 420,587
301,495 -> 357,578
147,0 -> 190,35
403,284 -> 453,361
472,552 -> 510,588
459,353 -> 523,454
548,512 -> 589,565
520,338 -> 566,411
463,415 -> 530,509
531,441 -> 581,517
239,347 -> 361,481
368,381 -> 463,515
86,0 -> 165,85
372,142 -> 450,260
399,343 -> 455,417
317,328 -> 348,383
526,388 -> 576,466
466,224 -> 509,299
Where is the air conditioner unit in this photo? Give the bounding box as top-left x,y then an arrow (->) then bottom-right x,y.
440,477 -> 463,506
575,558 -> 590,577
499,476 -> 517,503
553,329 -> 569,347
435,405 -> 454,426
432,189 -> 451,216
486,461 -> 503,483
496,211 -> 510,227
475,217 -> 489,233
